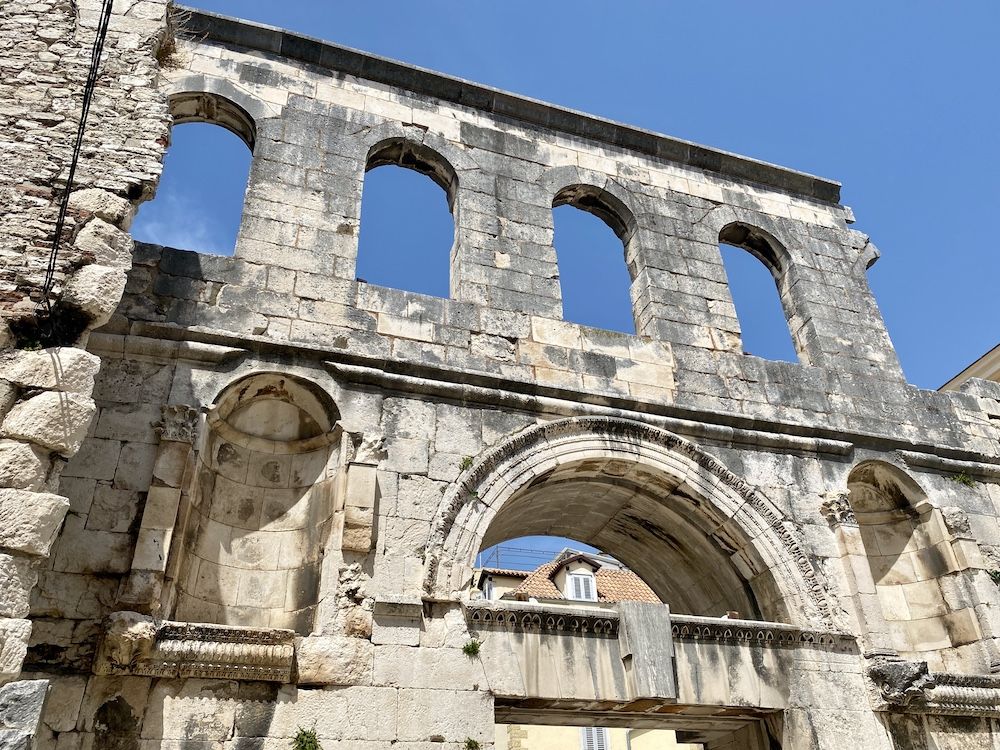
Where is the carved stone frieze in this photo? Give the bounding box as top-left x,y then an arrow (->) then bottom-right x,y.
467,601 -> 619,637
95,611 -> 295,682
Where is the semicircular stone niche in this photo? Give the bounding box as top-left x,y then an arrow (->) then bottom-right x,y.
173,374 -> 340,634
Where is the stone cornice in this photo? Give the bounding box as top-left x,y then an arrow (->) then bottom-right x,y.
868,658 -> 1000,717
95,612 -> 295,683
112,321 -> 1000,471
465,601 -> 853,650
177,7 -> 842,205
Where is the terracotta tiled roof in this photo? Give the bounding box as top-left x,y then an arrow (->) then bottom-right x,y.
479,568 -> 530,578
506,559 -> 659,604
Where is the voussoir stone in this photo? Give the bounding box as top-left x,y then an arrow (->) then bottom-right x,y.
0,391 -> 95,454
1,347 -> 100,394
0,489 -> 70,556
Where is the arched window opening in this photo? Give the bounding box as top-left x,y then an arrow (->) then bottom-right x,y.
553,185 -> 637,334
171,373 -> 340,635
132,93 -> 255,257
357,139 -> 457,298
719,223 -> 797,362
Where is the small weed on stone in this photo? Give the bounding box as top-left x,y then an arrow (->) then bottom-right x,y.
950,472 -> 977,488
292,727 -> 321,750
462,639 -> 481,657
465,739 -> 481,750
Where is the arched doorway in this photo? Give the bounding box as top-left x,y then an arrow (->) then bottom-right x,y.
424,416 -> 836,629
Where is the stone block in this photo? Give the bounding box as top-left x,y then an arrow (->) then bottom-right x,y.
0,489 -> 69,557
0,555 -> 37,619
61,264 -> 127,328
396,688 -> 492,743
1,347 -> 100,395
0,679 -> 48,749
68,188 -> 133,225
1,391 -> 95,455
0,619 -> 30,682
0,441 -> 49,492
295,635 -> 374,685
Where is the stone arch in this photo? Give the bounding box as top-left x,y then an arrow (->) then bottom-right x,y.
365,137 -> 459,210
161,74 -> 279,151
541,167 -> 648,332
170,372 -> 341,634
424,416 -> 838,629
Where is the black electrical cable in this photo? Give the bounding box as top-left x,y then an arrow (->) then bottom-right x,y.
38,0 -> 116,329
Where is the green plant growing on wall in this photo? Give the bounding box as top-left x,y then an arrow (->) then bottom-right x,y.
989,570 -> 1000,588
462,639 -> 482,657
291,727 -> 321,750
465,739 -> 481,750
460,455 -> 474,470
949,472 -> 977,488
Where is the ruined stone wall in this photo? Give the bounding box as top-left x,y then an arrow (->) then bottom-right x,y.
0,1 -> 171,742
8,6 -> 1000,750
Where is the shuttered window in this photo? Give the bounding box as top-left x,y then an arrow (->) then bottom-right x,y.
567,572 -> 597,602
581,727 -> 609,750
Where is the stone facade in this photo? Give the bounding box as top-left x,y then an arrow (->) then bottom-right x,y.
3,3 -> 1000,749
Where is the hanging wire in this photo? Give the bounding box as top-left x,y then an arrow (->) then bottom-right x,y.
38,0 -> 116,331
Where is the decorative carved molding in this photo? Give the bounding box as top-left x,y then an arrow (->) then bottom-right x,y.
820,492 -> 857,526
670,614 -> 855,651
466,602 -> 618,637
153,404 -> 200,444
465,602 -> 853,651
427,416 -> 837,628
95,612 -> 294,682
865,658 -> 1000,717
868,658 -> 936,707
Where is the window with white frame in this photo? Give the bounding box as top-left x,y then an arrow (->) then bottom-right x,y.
566,570 -> 597,602
482,577 -> 494,601
581,727 -> 609,750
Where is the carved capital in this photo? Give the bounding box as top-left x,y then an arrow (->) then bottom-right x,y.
820,492 -> 857,526
346,430 -> 386,465
154,404 -> 200,444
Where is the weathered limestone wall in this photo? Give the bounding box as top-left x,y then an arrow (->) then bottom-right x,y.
0,0 -> 171,711
6,5 -> 1000,750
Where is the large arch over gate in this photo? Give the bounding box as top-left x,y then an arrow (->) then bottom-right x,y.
424,417 -> 837,629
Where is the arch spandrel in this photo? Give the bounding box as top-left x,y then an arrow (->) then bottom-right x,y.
424,416 -> 839,629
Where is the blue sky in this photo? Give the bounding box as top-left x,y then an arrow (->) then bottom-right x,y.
136,5 -> 1000,388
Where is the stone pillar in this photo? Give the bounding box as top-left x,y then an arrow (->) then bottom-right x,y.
118,404 -> 199,614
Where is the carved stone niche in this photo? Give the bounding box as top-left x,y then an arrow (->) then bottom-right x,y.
94,611 -> 295,682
